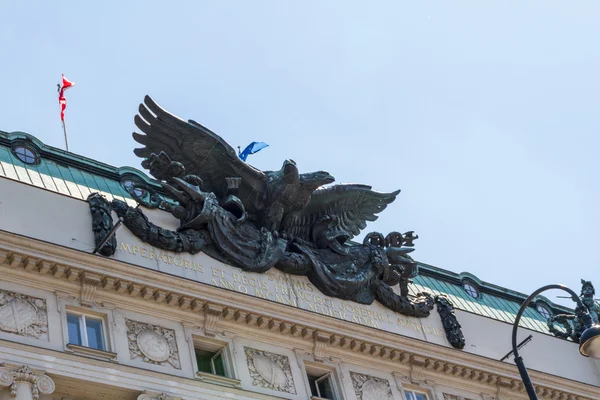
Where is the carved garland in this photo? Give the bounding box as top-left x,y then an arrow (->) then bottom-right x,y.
125,319 -> 181,369
350,372 -> 393,400
0,289 -> 48,340
245,347 -> 296,394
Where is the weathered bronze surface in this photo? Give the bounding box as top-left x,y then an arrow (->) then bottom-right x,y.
434,295 -> 466,349
87,193 -> 117,256
548,280 -> 600,341
87,95 -> 456,323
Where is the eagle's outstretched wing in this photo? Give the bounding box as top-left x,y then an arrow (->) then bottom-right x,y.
282,184 -> 400,241
132,95 -> 268,216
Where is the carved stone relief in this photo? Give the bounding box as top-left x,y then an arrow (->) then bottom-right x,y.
126,319 -> 180,369
0,289 -> 48,340
0,365 -> 55,400
443,394 -> 476,400
350,372 -> 393,400
137,391 -> 182,400
244,347 -> 296,394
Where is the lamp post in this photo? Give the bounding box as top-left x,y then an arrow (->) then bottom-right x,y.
511,284 -> 600,400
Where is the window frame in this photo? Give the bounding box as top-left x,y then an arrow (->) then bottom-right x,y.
12,144 -> 39,165
121,178 -> 150,200
462,281 -> 480,299
311,371 -> 335,399
188,333 -> 241,388
66,310 -> 107,351
404,388 -> 430,400
536,303 -> 552,320
202,347 -> 227,376
302,361 -> 342,400
58,297 -> 117,361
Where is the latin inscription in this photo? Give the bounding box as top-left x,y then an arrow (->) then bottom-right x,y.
118,241 -> 445,338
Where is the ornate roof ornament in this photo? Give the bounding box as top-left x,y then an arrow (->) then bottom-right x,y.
549,279 -> 600,341
87,95 -> 461,326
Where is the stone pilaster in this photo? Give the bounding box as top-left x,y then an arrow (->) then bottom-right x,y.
0,365 -> 55,400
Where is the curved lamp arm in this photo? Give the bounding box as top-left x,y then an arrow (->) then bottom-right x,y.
511,284 -> 592,400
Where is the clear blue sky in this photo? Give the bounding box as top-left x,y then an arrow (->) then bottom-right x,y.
2,1 -> 599,306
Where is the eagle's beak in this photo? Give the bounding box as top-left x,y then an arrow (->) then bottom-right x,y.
322,173 -> 335,184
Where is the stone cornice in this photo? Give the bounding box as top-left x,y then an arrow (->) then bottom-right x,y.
0,231 -> 597,400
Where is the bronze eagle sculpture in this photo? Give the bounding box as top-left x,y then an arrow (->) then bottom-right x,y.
131,95 -> 399,243
86,95 -> 456,325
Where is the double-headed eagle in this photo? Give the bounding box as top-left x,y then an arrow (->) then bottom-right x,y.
132,96 -> 399,243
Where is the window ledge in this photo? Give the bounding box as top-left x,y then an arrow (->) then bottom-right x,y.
311,397 -> 331,400
196,371 -> 241,388
66,343 -> 118,362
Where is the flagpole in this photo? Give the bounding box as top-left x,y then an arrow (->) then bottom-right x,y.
62,120 -> 69,151
58,74 -> 75,152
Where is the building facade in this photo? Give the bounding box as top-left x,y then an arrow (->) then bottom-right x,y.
0,129 -> 598,400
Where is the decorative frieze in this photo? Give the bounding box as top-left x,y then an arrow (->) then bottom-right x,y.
0,289 -> 48,340
0,246 -> 596,400
126,319 -> 181,369
350,372 -> 393,400
244,347 -> 296,394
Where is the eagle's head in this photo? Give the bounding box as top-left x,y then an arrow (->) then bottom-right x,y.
300,170 -> 335,190
281,159 -> 299,184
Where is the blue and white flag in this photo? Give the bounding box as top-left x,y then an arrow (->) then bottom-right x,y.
239,141 -> 269,161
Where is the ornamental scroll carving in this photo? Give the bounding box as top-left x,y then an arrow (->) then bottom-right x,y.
244,347 -> 296,394
350,372 -> 393,400
126,319 -> 181,369
0,289 -> 48,340
0,365 -> 55,400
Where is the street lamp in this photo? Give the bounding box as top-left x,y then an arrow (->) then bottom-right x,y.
512,284 -> 600,400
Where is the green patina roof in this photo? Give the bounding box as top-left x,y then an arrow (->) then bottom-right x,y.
0,131 -> 164,205
0,130 -> 574,336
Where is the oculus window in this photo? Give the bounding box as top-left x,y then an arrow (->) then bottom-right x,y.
462,281 -> 480,299
536,304 -> 552,320
121,179 -> 148,199
13,145 -> 38,165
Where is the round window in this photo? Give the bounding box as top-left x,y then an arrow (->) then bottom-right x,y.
536,304 -> 552,320
122,180 -> 148,198
463,282 -> 480,299
13,145 -> 38,164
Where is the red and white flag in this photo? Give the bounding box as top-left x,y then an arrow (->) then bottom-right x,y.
58,74 -> 75,122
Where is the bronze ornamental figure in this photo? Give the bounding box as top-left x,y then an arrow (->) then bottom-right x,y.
87,95 -> 466,349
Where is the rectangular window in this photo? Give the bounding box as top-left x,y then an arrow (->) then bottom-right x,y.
66,312 -> 106,351
195,348 -> 227,376
405,390 -> 429,400
194,338 -> 233,379
308,372 -> 335,399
